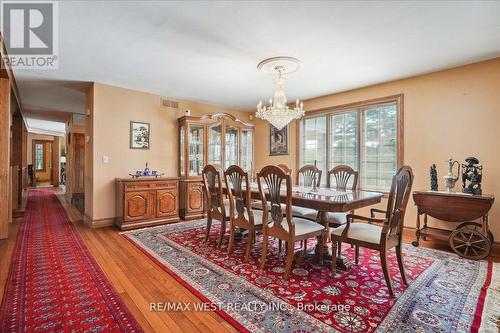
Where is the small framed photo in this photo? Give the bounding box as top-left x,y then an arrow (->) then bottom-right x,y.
269,124 -> 288,156
130,121 -> 150,149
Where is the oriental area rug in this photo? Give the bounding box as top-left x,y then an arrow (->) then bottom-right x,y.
123,220 -> 500,333
0,189 -> 143,332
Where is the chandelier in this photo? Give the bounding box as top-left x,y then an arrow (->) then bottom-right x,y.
255,57 -> 305,130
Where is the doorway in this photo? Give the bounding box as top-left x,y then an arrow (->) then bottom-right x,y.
32,140 -> 53,187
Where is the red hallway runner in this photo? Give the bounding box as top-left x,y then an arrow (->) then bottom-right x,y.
0,189 -> 143,332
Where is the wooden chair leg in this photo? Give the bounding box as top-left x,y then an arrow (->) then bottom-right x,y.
218,219 -> 226,248
319,232 -> 325,265
337,241 -> 342,256
395,244 -> 408,285
284,241 -> 294,279
380,249 -> 394,296
354,245 -> 359,264
331,239 -> 338,274
278,239 -> 282,253
227,225 -> 235,255
205,217 -> 212,242
260,234 -> 269,270
302,239 -> 307,255
244,228 -> 253,262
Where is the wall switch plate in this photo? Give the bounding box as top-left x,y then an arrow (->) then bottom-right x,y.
102,155 -> 109,163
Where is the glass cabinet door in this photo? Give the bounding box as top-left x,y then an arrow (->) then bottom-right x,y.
225,126 -> 238,169
188,124 -> 204,176
240,129 -> 253,172
208,124 -> 222,166
180,125 -> 185,176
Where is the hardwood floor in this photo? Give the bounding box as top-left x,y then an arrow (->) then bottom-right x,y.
1,191 -> 498,332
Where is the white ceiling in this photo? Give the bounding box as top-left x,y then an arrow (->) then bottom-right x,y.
26,118 -> 66,136
12,0 -> 500,131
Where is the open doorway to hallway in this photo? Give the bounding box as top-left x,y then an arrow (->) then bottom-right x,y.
32,140 -> 53,186
27,130 -> 65,190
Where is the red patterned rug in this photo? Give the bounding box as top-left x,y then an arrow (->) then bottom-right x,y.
123,220 -> 500,333
0,189 -> 143,332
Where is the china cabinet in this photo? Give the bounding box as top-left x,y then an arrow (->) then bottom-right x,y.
178,112 -> 255,220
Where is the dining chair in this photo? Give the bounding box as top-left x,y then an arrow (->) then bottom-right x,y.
303,165 -> 359,226
277,164 -> 292,174
202,164 -> 231,247
291,164 -> 322,220
224,165 -> 263,262
296,164 -> 322,188
330,166 -> 414,296
251,164 -> 291,211
257,165 -> 326,279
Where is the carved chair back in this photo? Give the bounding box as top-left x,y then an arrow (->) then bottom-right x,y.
382,166 -> 414,241
202,164 -> 226,219
296,165 -> 322,187
277,164 -> 292,174
327,165 -> 358,190
257,165 -> 294,236
224,165 -> 252,225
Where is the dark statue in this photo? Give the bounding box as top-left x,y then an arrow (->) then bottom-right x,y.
461,157 -> 482,195
430,164 -> 438,191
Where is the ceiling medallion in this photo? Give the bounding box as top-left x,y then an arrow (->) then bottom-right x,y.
255,56 -> 305,130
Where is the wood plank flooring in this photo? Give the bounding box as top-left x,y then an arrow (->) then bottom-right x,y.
0,190 -> 498,332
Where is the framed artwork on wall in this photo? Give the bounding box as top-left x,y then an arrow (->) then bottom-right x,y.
269,124 -> 288,156
130,121 -> 150,149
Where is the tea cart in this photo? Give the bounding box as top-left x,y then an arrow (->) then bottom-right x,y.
412,191 -> 495,260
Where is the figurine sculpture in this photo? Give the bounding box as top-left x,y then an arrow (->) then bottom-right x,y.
462,157 -> 482,195
430,164 -> 438,191
443,157 -> 460,192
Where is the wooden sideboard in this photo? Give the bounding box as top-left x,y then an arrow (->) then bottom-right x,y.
115,177 -> 180,230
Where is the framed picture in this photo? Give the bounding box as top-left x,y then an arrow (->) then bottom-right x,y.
269,124 -> 288,156
130,121 -> 150,149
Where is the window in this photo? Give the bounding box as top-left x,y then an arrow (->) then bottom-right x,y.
299,96 -> 402,191
301,116 -> 327,181
35,143 -> 45,171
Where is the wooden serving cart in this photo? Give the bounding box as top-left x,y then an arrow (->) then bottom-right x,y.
413,191 -> 495,260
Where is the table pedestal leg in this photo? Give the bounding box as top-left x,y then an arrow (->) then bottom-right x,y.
295,211 -> 351,271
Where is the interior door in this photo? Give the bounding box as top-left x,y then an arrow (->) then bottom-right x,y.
33,140 -> 52,185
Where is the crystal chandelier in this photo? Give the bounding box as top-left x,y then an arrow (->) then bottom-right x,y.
255,57 -> 305,130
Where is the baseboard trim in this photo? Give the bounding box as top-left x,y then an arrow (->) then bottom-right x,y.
83,213 -> 115,228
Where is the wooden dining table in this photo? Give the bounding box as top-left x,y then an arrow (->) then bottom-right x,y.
226,183 -> 384,270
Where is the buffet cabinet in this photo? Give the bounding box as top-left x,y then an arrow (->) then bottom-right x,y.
115,177 -> 179,230
178,112 -> 255,220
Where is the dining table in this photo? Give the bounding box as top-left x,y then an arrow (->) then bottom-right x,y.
225,183 -> 384,270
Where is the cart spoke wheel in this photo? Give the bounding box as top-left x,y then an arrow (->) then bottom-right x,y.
456,222 -> 494,244
450,228 -> 491,260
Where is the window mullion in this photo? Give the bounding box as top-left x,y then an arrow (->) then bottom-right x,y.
358,109 -> 364,189
326,114 -> 331,180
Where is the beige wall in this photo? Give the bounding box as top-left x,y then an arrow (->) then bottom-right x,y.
254,58 -> 500,240
87,82 -> 252,221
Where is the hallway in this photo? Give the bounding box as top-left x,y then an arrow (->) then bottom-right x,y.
0,189 -> 142,332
